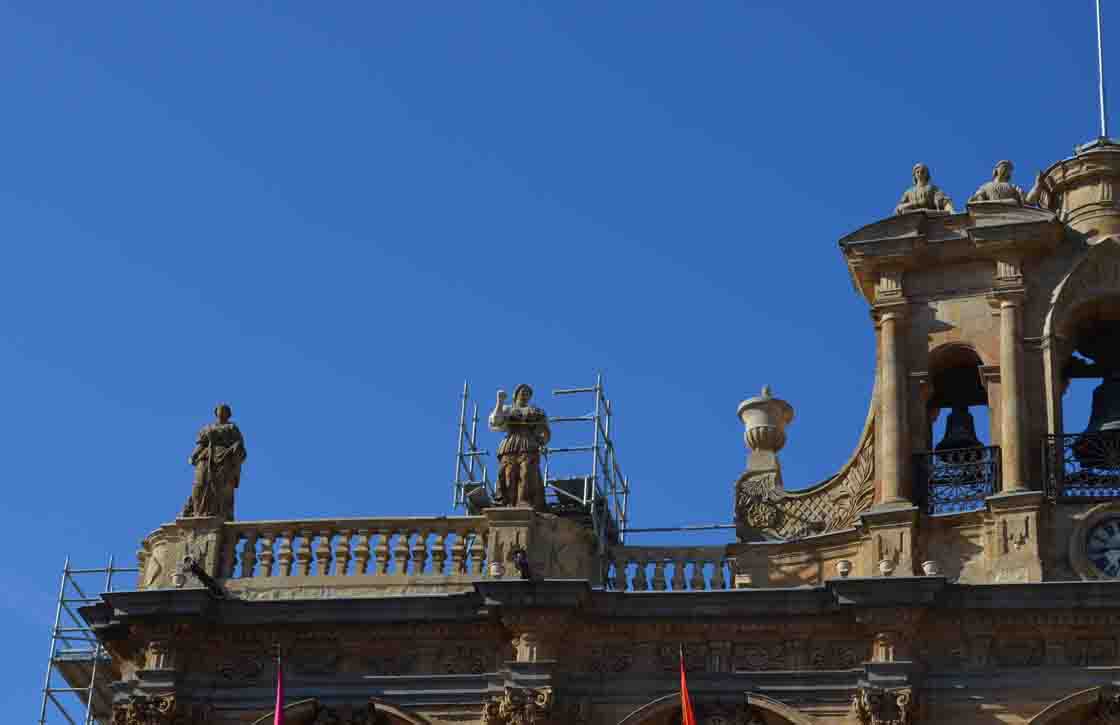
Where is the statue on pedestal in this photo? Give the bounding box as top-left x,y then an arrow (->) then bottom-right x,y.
969,160 -> 1026,204
182,403 -> 247,519
895,163 -> 955,215
489,384 -> 550,510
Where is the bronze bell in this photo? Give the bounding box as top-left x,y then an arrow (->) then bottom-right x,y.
1084,377 -> 1120,433
936,405 -> 982,451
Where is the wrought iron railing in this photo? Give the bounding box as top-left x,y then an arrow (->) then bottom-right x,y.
1044,432 -> 1120,500
915,446 -> 1000,514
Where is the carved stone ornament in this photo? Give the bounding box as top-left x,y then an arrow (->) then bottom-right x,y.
850,687 -> 915,725
481,686 -> 556,725
113,695 -> 211,725
1089,689 -> 1120,725
735,420 -> 875,540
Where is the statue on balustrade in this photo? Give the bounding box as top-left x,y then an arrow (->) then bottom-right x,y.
489,384 -> 550,510
181,403 -> 247,519
895,163 -> 955,215
969,159 -> 1052,208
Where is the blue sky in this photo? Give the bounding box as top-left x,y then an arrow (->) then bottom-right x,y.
3,2 -> 1104,719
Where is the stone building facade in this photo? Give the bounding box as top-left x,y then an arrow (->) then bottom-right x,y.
83,141 -> 1120,725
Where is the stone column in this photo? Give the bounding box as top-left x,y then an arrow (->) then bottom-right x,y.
997,294 -> 1027,492
878,307 -> 911,504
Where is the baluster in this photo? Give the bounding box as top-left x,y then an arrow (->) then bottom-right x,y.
450,530 -> 468,574
411,529 -> 429,575
352,529 -> 371,575
469,530 -> 486,575
689,559 -> 706,590
712,559 -> 727,590
393,530 -> 411,574
652,558 -> 668,591
257,532 -> 275,577
633,557 -> 649,591
278,530 -> 294,577
334,529 -> 352,576
314,529 -> 333,575
611,558 -> 626,591
240,531 -> 258,579
430,529 -> 448,576
295,529 -> 313,576
220,532 -> 239,578
373,531 -> 391,575
671,555 -> 686,591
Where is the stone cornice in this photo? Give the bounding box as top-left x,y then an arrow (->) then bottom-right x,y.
839,205 -> 1062,303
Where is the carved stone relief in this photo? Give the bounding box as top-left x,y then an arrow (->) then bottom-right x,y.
850,687 -> 915,725
113,695 -> 211,725
481,687 -> 556,725
734,424 -> 874,540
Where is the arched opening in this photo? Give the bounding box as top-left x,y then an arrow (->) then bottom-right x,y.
252,699 -> 433,725
618,692 -> 815,725
917,344 -> 999,514
1028,686 -> 1120,725
1050,296 -> 1120,501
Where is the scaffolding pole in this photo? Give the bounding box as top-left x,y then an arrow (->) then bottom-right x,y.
39,556 -> 137,725
452,381 -> 493,512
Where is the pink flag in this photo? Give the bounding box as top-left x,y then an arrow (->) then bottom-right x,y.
273,659 -> 285,725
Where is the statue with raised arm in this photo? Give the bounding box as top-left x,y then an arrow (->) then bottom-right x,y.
489,384 -> 551,510
895,163 -> 955,215
182,403 -> 248,519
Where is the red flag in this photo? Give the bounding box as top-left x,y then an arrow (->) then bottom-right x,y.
679,646 -> 696,725
273,658 -> 285,725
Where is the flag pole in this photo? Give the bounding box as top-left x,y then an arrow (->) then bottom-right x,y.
273,643 -> 285,725
1098,0 -> 1109,138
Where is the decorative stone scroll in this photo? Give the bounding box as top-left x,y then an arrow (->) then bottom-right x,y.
735,418 -> 875,540
850,687 -> 916,725
112,695 -> 211,725
481,686 -> 586,725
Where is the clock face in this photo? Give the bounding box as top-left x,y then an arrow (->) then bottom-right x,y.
1087,518 -> 1120,577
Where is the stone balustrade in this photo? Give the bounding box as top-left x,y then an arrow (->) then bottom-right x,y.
607,546 -> 733,591
218,516 -> 489,599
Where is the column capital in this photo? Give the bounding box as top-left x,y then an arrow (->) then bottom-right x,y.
987,288 -> 1026,310
872,302 -> 909,324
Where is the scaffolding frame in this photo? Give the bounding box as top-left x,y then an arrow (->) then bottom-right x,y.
452,374 -> 632,551
452,381 -> 493,511
39,556 -> 137,725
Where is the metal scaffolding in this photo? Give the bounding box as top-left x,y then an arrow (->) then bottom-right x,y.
452,374 -> 632,551
452,381 -> 493,512
39,556 -> 137,725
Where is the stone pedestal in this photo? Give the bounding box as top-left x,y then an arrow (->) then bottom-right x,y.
137,516 -> 225,590
860,505 -> 918,577
483,508 -> 599,584
985,490 -> 1044,583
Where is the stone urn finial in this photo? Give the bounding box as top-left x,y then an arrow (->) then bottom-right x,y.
737,386 -> 795,474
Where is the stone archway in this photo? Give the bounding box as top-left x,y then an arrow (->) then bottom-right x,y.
1029,687 -> 1120,725
617,692 -> 816,725
252,698 -> 435,725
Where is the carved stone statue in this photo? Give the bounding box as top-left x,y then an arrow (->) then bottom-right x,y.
182,403 -> 247,519
489,384 -> 551,510
895,163 -> 955,215
969,159 -> 1027,204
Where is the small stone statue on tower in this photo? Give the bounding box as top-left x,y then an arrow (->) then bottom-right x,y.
182,403 -> 248,519
489,384 -> 551,510
968,159 -> 1052,208
968,159 -> 1026,205
894,163 -> 955,215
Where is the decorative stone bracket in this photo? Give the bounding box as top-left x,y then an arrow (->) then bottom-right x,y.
113,695 -> 212,725
850,686 -> 916,725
